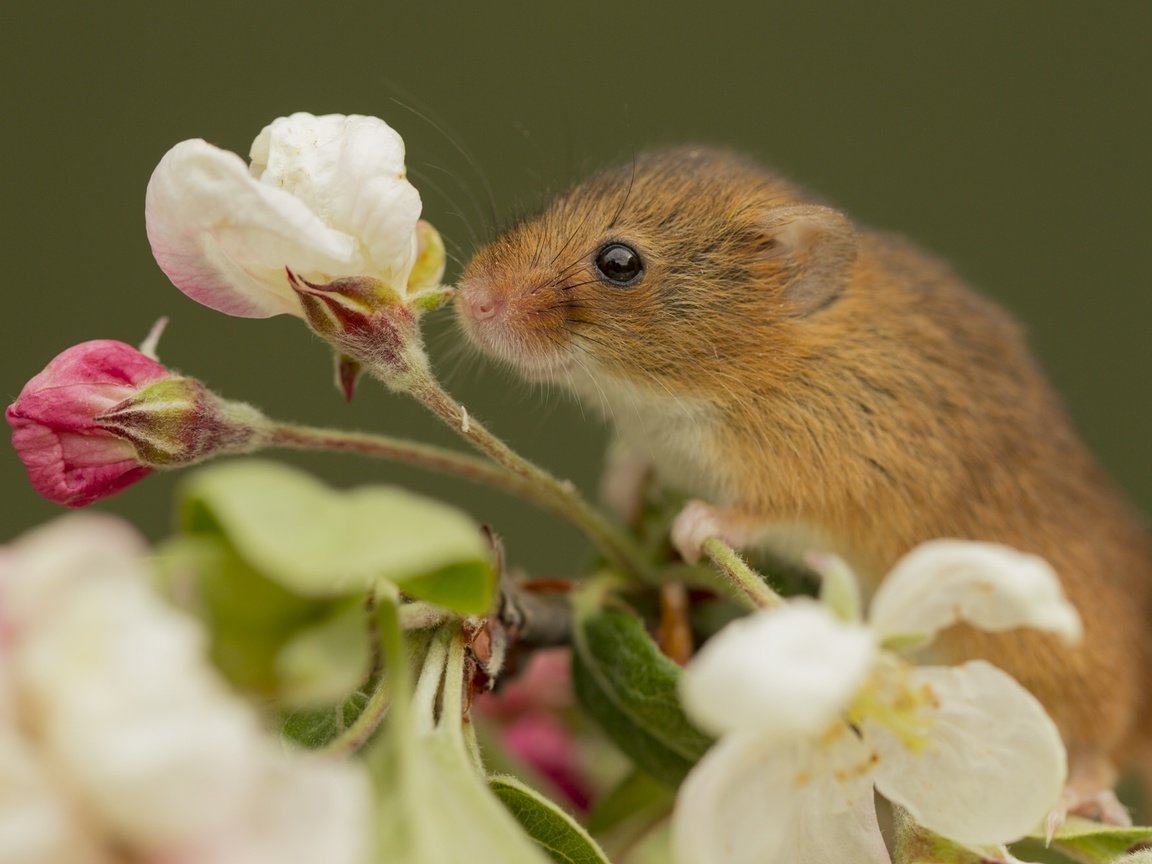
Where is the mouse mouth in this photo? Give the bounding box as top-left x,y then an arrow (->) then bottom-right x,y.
455,279 -> 578,381
461,323 -> 577,381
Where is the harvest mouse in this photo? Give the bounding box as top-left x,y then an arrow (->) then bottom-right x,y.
455,147 -> 1152,818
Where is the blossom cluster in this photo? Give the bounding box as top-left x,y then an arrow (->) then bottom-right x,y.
674,541 -> 1082,864
0,514 -> 370,863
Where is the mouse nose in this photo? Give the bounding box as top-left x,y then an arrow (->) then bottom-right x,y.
459,282 -> 506,323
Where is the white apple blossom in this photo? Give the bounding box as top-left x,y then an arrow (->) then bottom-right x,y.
146,112 -> 442,319
672,540 -> 1082,864
0,513 -> 371,864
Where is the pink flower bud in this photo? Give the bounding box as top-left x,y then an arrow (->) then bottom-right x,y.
7,341 -> 268,508
6,341 -> 171,507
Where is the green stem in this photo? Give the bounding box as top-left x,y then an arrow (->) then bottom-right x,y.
438,629 -> 472,759
700,537 -> 782,610
392,371 -> 650,583
323,592 -> 404,757
267,422 -> 537,500
413,632 -> 450,736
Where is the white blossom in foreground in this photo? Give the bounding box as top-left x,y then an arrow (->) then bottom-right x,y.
673,540 -> 1082,864
145,112 -> 443,319
0,513 -> 370,864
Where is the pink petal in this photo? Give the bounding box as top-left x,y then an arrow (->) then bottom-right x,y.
7,341 -> 168,507
145,139 -> 362,319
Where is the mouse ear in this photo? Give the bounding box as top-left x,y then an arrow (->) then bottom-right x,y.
755,205 -> 856,316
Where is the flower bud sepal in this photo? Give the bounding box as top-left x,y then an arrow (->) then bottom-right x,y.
287,271 -> 434,393
95,378 -> 270,468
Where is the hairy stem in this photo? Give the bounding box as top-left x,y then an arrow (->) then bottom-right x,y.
267,422 -> 538,500
400,372 -> 651,583
323,593 -> 404,757
700,537 -> 782,610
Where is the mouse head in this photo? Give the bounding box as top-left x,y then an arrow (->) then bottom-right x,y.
457,148 -> 856,396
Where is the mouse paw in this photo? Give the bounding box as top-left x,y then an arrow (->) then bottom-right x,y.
671,500 -> 728,564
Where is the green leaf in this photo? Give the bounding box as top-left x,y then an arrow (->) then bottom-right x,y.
572,607 -> 712,787
369,628 -> 550,864
1031,818 -> 1152,863
178,459 -> 495,614
893,807 -> 1021,864
281,691 -> 370,749
155,535 -> 352,699
586,770 -> 672,836
586,770 -> 674,863
490,775 -> 611,864
276,601 -> 371,705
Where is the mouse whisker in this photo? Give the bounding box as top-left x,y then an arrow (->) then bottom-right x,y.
407,165 -> 483,252
605,151 -> 637,231
387,93 -> 498,230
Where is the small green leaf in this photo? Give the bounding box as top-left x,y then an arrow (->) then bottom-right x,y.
277,601 -> 371,706
893,807 -> 1020,864
490,775 -> 611,864
572,607 -> 712,787
586,770 -> 674,862
369,630 -> 550,864
1031,818 -> 1152,863
155,535 -> 347,698
178,459 -> 495,614
586,770 -> 672,836
282,691 -> 370,749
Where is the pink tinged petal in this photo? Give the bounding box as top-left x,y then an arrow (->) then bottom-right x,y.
252,113 -> 422,287
868,540 -> 1083,648
680,601 -> 876,739
145,139 -> 365,319
7,341 -> 169,506
867,661 -> 1067,846
672,731 -> 890,864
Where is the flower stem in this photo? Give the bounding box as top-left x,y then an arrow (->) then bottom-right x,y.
267,422 -> 538,500
402,373 -> 651,583
323,593 -> 404,757
700,537 -> 782,610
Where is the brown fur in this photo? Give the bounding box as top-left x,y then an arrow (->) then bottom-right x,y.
457,148 -> 1152,788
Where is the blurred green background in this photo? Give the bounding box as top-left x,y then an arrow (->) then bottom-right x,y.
3,3 -> 1149,576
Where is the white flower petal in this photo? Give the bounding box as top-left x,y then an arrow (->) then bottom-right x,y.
252,113 -> 422,286
200,752 -> 372,864
868,540 -> 1082,647
681,601 -> 876,738
0,728 -> 108,864
672,730 -> 890,864
146,138 -> 364,318
18,577 -> 264,848
672,733 -> 798,864
868,661 -> 1067,846
0,512 -> 147,633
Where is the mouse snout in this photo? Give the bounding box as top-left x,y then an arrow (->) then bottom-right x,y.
457,280 -> 507,324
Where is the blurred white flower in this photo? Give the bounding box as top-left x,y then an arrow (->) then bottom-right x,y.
146,112 -> 441,319
0,513 -> 370,864
672,540 -> 1082,864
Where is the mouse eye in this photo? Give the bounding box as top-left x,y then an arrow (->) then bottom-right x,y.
594,243 -> 644,286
